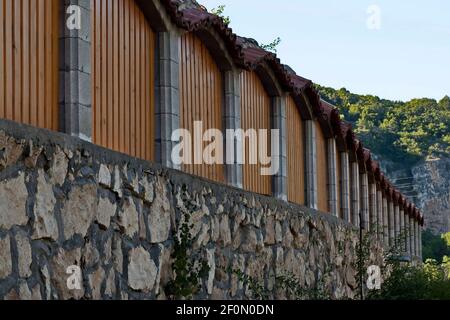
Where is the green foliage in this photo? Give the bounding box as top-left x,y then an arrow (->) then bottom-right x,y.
369,258 -> 450,300
260,37 -> 282,53
317,85 -> 450,169
210,5 -> 230,25
210,5 -> 281,53
228,269 -> 330,300
422,230 -> 450,262
365,230 -> 450,300
165,210 -> 210,300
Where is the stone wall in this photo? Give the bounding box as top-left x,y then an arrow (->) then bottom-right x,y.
0,119 -> 377,300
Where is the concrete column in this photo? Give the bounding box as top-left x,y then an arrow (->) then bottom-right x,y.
376,190 -> 383,241
419,224 -> 422,260
272,96 -> 287,201
369,183 -> 377,232
394,205 -> 400,245
155,31 -> 180,169
340,152 -> 351,223
409,216 -> 415,257
350,161 -> 360,227
400,209 -> 405,253
360,172 -> 369,230
405,212 -> 411,257
224,70 -> 242,188
305,120 -> 317,209
327,139 -> 338,216
388,201 -> 395,247
415,221 -> 419,258
383,197 -> 389,247
59,0 -> 92,141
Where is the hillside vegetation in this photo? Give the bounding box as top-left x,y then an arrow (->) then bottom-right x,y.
317,85 -> 450,169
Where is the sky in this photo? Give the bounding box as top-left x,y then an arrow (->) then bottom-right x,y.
200,0 -> 450,102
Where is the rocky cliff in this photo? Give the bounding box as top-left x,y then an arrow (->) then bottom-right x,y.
388,158 -> 450,235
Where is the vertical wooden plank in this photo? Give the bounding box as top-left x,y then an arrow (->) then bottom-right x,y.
5,0 -> 13,120
140,11 -> 145,159
13,0 -> 21,122
107,0 -> 113,149
129,0 -> 136,156
112,0 -> 119,151
134,8 -> 140,158
316,122 -> 329,213
29,0 -> 37,126
37,0 -> 45,127
44,0 -> 52,129
286,96 -> 304,205
22,0 -> 30,124
118,0 -> 124,155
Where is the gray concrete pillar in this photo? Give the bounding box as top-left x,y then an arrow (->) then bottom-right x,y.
409,216 -> 415,257
340,152 -> 351,222
59,0 -> 92,141
400,209 -> 405,252
224,70 -> 242,188
350,161 -> 360,227
155,31 -> 180,169
327,139 -> 338,216
405,211 -> 410,256
272,96 -> 287,201
394,205 -> 400,245
415,221 -> 419,258
360,172 -> 369,230
305,120 -> 317,209
419,224 -> 422,260
369,183 -> 377,232
388,201 -> 395,247
376,190 -> 383,241
383,197 -> 389,247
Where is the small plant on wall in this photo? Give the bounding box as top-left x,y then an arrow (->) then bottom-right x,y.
165,189 -> 210,300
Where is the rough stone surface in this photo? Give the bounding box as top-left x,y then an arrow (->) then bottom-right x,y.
148,177 -> 171,243
0,124 -> 386,300
118,198 -> 139,238
98,164 -> 111,187
89,267 -> 105,300
50,248 -> 84,300
128,247 -> 158,292
49,147 -> 69,186
0,172 -> 29,230
33,170 -> 58,240
0,236 -> 12,279
62,184 -> 97,239
16,232 -> 33,278
96,196 -> 117,229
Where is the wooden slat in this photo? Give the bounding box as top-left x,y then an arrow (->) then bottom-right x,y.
112,0 -> 119,151
240,71 -> 271,196
316,122 -> 329,213
37,0 -> 45,127
286,96 -> 305,205
0,0 -> 58,130
5,0 -> 13,120
29,0 -> 37,126
92,0 -> 155,161
179,33 -> 224,183
21,0 -> 29,124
